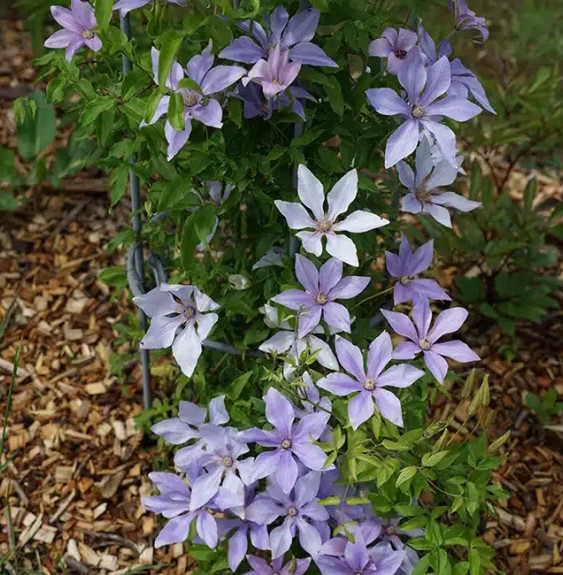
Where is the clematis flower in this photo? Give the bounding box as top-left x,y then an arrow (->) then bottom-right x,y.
315,531 -> 405,575
382,302 -> 480,383
142,43 -> 246,160
378,517 -> 422,575
133,283 -> 219,377
275,166 -> 389,266
317,333 -> 424,428
189,427 -> 255,514
397,138 -> 481,227
247,471 -> 329,558
113,0 -> 185,16
238,388 -> 330,493
217,486 -> 270,571
368,28 -> 419,75
448,0 -> 489,43
151,396 -> 228,446
246,555 -> 311,575
142,471 -> 218,548
234,79 -> 315,121
220,6 -> 337,68
273,255 -> 370,338
366,53 -> 481,168
385,235 -> 450,304
44,0 -> 102,62
417,26 -> 495,114
259,303 -> 338,380
244,44 -> 302,98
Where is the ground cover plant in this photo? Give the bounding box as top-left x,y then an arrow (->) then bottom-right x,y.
24,0 -> 520,573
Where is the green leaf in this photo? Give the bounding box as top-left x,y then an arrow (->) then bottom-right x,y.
177,78 -> 203,93
180,204 -> 216,267
95,0 -> 113,29
422,450 -> 449,467
144,90 -> 164,125
395,465 -> 417,489
110,165 -> 129,208
82,96 -> 115,125
17,92 -> 56,161
469,549 -> 481,575
99,266 -> 127,290
227,372 -> 252,400
168,92 -> 186,132
158,31 -> 186,88
0,190 -> 18,212
121,70 -> 149,101
324,76 -> 344,116
318,496 -> 341,506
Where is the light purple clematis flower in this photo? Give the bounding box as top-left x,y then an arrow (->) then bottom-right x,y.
189,427 -> 255,515
141,471 -> 218,548
316,531 -> 405,575
448,0 -> 489,43
417,26 -> 495,114
152,396 -> 228,446
133,283 -> 219,377
44,0 -> 102,62
378,517 -> 422,575
142,43 -> 246,160
259,303 -> 338,380
385,235 -> 450,304
220,6 -> 337,68
273,255 -> 370,338
247,471 -> 329,558
216,486 -> 271,572
369,28 -> 419,75
366,53 -> 481,168
113,0 -> 185,16
238,388 -> 330,493
397,138 -> 481,227
275,166 -> 389,266
233,80 -> 315,121
382,302 -> 480,383
246,555 -> 311,575
244,44 -> 302,99
318,333 -> 424,429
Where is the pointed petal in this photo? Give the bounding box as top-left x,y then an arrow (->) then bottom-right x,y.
426,95 -> 482,121
290,41 -> 337,67
326,234 -> 358,266
219,37 -> 264,64
392,341 -> 421,360
295,253 -> 320,293
297,164 -> 325,220
374,388 -> 403,427
427,307 -> 468,343
423,350 -> 449,383
276,450 -> 299,493
431,340 -> 480,362
319,258 -> 343,294
187,42 -> 214,85
165,119 -> 192,161
270,520 -> 293,559
155,514 -> 193,547
419,56 -> 451,107
385,119 -> 420,168
377,364 -> 424,388
432,191 -> 481,212
322,302 -> 351,333
327,169 -> 358,220
348,392 -> 374,430
190,99 -> 223,128
265,387 -> 295,436
283,8 -> 320,46
201,65 -> 246,95
275,200 -> 315,229
296,231 -> 323,257
334,210 -> 389,233
190,468 -> 223,511
366,87 -> 408,116
381,309 -> 418,342
367,331 -> 393,380
335,335 -> 366,382
317,372 -> 362,396
297,305 -> 323,338
172,321 -> 202,377
397,52 -> 426,101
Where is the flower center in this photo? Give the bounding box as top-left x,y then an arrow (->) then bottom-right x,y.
363,379 -> 375,391
288,506 -> 298,517
395,49 -> 407,60
316,293 -> 328,305
182,90 -> 199,108
281,439 -> 292,450
183,306 -> 195,320
82,30 -> 94,40
400,276 -> 410,285
386,525 -> 397,536
412,105 -> 425,118
316,219 -> 333,233
415,186 -> 431,203
419,338 -> 431,350
222,456 -> 233,468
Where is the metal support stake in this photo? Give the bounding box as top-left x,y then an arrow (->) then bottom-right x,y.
120,13 -> 152,409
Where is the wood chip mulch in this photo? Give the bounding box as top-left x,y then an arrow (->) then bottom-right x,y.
1,12 -> 562,575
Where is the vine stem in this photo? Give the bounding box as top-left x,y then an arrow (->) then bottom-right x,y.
120,12 -> 152,409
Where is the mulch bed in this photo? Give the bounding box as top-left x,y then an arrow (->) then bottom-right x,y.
1,11 -> 562,575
